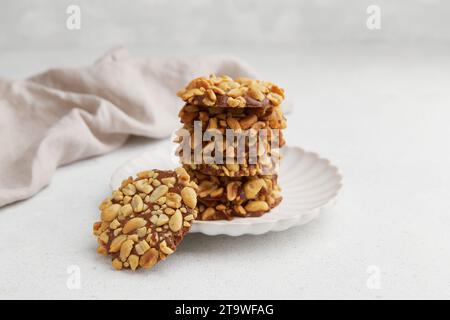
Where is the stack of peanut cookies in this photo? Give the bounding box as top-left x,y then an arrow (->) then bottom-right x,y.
176,75 -> 287,220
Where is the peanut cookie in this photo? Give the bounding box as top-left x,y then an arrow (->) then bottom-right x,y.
182,155 -> 280,177
197,197 -> 282,220
187,169 -> 282,220
176,123 -> 286,148
93,167 -> 198,271
177,75 -> 285,108
178,104 -> 287,130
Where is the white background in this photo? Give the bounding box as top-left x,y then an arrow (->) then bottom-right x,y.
0,0 -> 449,299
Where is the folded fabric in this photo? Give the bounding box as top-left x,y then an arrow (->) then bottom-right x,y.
0,47 -> 261,207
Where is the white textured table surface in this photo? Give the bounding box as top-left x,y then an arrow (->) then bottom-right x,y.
1,45 -> 449,299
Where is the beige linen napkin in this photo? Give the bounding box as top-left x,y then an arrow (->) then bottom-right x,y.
0,48 -> 260,207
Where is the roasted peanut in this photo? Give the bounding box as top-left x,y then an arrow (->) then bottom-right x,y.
169,210 -> 183,232
148,185 -> 169,202
164,208 -> 175,216
156,213 -> 169,226
97,245 -> 107,256
202,207 -> 216,220
235,205 -> 246,216
99,231 -> 109,244
136,227 -> 147,238
227,97 -> 240,108
122,217 -> 147,234
245,201 -> 269,212
166,192 -> 182,208
239,114 -> 258,130
112,190 -> 124,202
180,88 -> 204,100
99,198 -> 112,211
112,258 -> 123,270
243,179 -> 265,199
181,187 -> 197,209
203,97 -> 215,106
128,255 -> 139,271
175,167 -> 190,185
210,187 -> 224,198
109,235 -> 127,253
251,121 -> 266,130
226,117 -> 241,130
198,180 -> 217,197
206,89 -> 217,101
131,194 -> 144,213
160,241 -> 174,255
93,221 -> 102,235
119,239 -> 134,262
137,170 -> 155,179
119,204 -> 133,218
152,179 -> 161,187
186,77 -> 211,90
134,179 -> 153,194
208,118 -> 218,129
135,240 -> 150,255
139,248 -> 159,269
226,163 -> 239,173
216,204 -> 226,211
227,87 -> 245,98
122,183 -> 137,196
101,204 -> 121,222
161,177 -> 176,186
109,219 -> 121,230
267,93 -> 282,106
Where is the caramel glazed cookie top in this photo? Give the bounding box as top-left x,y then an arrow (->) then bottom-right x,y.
177,75 -> 285,108
93,167 -> 198,271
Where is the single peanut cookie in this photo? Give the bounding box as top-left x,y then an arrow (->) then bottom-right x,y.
197,197 -> 282,220
177,75 -> 285,108
187,169 -> 282,220
93,167 -> 198,271
176,123 -> 286,148
182,157 -> 280,177
178,104 -> 287,130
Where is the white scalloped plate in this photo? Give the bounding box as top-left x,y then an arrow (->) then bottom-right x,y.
110,145 -> 342,236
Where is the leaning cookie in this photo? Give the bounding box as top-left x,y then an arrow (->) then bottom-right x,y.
93,167 -> 198,271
